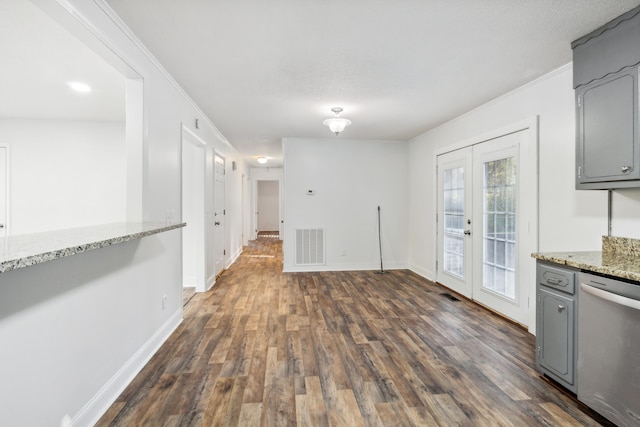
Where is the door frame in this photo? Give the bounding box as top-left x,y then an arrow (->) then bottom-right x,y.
251,175 -> 283,241
255,179 -> 281,236
181,125 -> 207,292
434,117 -> 539,331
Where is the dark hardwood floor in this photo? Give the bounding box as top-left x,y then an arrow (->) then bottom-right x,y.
97,238 -> 609,426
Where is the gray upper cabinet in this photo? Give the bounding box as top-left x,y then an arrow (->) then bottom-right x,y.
573,6 -> 640,189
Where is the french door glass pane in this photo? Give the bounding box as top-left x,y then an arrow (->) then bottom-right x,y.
443,167 -> 465,277
483,157 -> 516,300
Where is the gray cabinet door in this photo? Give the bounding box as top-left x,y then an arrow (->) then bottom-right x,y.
572,7 -> 640,89
576,67 -> 640,188
537,288 -> 575,388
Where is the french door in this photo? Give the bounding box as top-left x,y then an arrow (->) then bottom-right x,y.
437,129 -> 533,325
436,147 -> 473,298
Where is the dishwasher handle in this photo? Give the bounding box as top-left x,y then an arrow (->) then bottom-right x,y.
581,282 -> 640,311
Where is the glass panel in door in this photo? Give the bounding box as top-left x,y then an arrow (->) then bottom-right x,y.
437,147 -> 472,298
482,156 -> 517,301
443,166 -> 465,277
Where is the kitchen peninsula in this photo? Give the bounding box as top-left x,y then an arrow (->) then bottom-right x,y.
0,221 -> 186,426
0,222 -> 186,274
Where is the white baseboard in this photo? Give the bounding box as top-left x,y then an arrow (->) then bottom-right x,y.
205,274 -> 216,291
408,264 -> 434,281
75,310 -> 183,427
226,247 -> 242,268
182,274 -> 196,288
283,261 -> 408,273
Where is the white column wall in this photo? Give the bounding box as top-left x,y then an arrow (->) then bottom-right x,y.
0,1 -> 246,426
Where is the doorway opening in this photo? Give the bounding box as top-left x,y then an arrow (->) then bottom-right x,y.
256,180 -> 280,240
181,126 -> 207,292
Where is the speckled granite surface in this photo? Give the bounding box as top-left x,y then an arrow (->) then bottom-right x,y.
0,222 -> 185,274
532,236 -> 640,283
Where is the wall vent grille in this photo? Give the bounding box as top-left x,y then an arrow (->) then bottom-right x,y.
295,228 -> 325,266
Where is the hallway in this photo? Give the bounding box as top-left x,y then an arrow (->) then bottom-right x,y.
97,238 -> 609,426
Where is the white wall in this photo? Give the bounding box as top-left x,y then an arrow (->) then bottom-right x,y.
611,189 -> 640,237
257,180 -> 279,231
0,119 -> 126,235
0,233 -> 181,427
408,64 -> 614,281
283,138 -> 409,272
0,1 -> 246,426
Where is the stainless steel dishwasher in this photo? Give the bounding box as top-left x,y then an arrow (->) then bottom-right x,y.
577,271 -> 640,427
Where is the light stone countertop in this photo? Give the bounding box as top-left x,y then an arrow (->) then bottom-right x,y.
532,236 -> 640,283
0,222 -> 185,274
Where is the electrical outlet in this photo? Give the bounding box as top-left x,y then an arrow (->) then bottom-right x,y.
162,294 -> 167,310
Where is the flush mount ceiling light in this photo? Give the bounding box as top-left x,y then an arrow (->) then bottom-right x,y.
67,81 -> 91,93
257,156 -> 268,164
322,107 -> 351,135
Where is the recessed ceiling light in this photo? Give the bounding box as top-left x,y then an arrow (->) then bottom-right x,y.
67,81 -> 91,93
257,157 -> 268,164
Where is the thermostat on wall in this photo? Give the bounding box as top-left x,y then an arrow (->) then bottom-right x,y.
306,189 -> 315,195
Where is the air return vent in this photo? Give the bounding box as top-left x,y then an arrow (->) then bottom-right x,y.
295,228 -> 325,266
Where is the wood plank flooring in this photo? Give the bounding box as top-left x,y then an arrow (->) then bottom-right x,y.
97,238 -> 610,426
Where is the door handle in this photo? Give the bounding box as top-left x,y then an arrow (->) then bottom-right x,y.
214,221 -> 220,226
0,224 -> 4,228
557,305 -> 565,312
622,166 -> 632,173
464,230 -> 471,236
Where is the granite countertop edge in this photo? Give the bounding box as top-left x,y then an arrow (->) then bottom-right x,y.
532,251 -> 640,283
0,222 -> 186,274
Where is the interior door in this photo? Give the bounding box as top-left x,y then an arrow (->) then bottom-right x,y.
213,154 -> 225,277
436,147 -> 473,298
0,146 -> 7,239
437,129 -> 532,325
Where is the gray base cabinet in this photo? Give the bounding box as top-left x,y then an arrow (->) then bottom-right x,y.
535,262 -> 578,393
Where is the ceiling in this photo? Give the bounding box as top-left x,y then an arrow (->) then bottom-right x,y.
102,0 -> 640,167
0,0 -> 124,122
